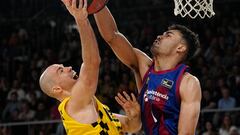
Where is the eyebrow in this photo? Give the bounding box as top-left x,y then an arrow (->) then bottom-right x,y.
165,31 -> 174,36
56,65 -> 64,73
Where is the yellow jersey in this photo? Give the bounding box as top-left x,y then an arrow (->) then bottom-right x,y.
58,97 -> 123,135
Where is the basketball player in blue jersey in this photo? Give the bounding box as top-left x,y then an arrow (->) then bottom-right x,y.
94,7 -> 202,135
39,0 -> 142,134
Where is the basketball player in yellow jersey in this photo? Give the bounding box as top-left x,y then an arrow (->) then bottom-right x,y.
39,0 -> 142,134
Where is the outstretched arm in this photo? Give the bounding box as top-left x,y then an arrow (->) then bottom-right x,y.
114,91 -> 142,133
62,0 -> 100,109
178,73 -> 201,135
94,7 -> 139,70
94,7 -> 152,90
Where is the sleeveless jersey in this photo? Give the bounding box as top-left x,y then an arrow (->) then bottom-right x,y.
139,64 -> 189,135
58,97 -> 123,135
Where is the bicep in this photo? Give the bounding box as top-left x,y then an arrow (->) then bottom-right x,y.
178,75 -> 201,134
70,63 -> 99,109
109,32 -> 139,70
178,100 -> 201,134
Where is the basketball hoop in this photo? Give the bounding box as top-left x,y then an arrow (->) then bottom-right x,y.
174,0 -> 215,19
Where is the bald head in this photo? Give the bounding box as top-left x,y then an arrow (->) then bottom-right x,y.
39,65 -> 58,97
39,64 -> 77,100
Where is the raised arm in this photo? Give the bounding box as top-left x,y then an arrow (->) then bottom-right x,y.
94,7 -> 137,70
94,7 -> 151,71
178,73 -> 201,135
62,0 -> 100,109
94,7 -> 152,91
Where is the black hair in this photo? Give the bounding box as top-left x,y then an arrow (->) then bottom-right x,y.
168,24 -> 200,61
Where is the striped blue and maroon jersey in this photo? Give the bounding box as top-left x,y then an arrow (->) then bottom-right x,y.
139,63 -> 189,135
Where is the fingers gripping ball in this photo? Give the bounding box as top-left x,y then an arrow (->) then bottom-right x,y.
87,0 -> 108,14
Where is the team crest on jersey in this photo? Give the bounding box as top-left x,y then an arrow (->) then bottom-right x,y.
161,78 -> 174,89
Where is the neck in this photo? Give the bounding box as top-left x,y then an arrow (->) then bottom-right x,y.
55,93 -> 69,102
56,96 -> 65,102
153,55 -> 181,71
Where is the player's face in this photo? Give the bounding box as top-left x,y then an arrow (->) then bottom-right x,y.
49,64 -> 78,91
150,30 -> 183,56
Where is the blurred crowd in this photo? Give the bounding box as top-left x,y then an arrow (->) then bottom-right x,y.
0,0 -> 240,134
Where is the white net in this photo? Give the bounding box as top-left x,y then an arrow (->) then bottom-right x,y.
174,0 -> 215,19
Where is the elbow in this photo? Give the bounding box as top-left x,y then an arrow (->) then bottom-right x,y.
103,31 -> 119,45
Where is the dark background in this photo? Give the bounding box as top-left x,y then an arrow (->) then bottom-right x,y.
0,0 -> 240,134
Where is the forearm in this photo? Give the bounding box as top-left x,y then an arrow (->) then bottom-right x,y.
94,7 -> 118,43
75,18 -> 100,66
94,7 -> 141,69
114,113 -> 141,133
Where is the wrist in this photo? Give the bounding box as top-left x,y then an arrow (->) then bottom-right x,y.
73,15 -> 88,22
75,17 -> 88,25
127,116 -> 142,133
128,114 -> 141,123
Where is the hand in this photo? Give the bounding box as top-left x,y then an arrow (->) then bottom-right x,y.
115,91 -> 140,120
61,0 -> 88,21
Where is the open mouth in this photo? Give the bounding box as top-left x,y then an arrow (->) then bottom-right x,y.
72,71 -> 79,80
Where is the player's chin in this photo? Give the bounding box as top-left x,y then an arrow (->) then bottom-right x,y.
150,46 -> 158,56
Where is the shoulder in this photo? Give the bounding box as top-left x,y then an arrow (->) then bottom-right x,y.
180,73 -> 201,101
181,73 -> 200,89
133,48 -> 152,65
133,48 -> 152,76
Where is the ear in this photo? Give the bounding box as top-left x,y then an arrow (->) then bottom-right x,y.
176,43 -> 187,53
52,85 -> 62,95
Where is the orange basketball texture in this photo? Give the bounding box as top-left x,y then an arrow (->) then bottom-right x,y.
87,0 -> 108,14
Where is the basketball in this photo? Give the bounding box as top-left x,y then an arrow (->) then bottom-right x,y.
87,0 -> 108,14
